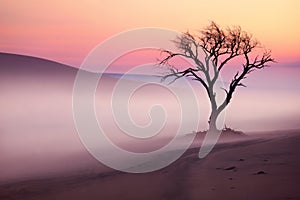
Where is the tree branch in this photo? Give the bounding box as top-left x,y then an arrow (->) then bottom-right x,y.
161,67 -> 210,99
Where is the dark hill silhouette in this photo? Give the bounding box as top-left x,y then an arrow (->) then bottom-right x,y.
0,52 -> 157,82
0,52 -> 77,75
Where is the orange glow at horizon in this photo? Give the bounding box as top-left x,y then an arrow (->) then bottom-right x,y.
0,0 -> 299,66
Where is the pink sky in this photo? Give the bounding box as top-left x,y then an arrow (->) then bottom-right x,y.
0,0 -> 299,67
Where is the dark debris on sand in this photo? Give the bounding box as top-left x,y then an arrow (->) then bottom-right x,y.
224,166 -> 236,171
253,170 -> 267,175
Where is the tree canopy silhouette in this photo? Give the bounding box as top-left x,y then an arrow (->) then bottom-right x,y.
159,21 -> 275,132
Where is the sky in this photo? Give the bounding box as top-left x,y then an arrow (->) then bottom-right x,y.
0,0 -> 300,67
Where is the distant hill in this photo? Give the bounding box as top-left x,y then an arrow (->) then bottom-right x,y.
0,52 -> 78,76
0,52 -> 164,83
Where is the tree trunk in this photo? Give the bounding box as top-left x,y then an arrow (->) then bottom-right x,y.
208,109 -> 219,132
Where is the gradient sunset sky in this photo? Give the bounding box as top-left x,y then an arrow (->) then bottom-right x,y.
1,0 -> 299,67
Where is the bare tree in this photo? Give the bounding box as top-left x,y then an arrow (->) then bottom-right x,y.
159,22 -> 275,133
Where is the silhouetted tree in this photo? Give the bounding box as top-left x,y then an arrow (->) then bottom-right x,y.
159,22 -> 275,132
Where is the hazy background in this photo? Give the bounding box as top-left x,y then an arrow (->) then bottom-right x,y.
1,53 -> 300,184
0,0 -> 299,185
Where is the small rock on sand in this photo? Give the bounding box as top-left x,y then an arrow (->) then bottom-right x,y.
254,171 -> 267,175
224,166 -> 236,171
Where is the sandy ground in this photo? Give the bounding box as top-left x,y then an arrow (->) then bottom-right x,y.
1,130 -> 299,200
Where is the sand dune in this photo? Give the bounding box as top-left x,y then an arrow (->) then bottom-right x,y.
0,130 -> 300,200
